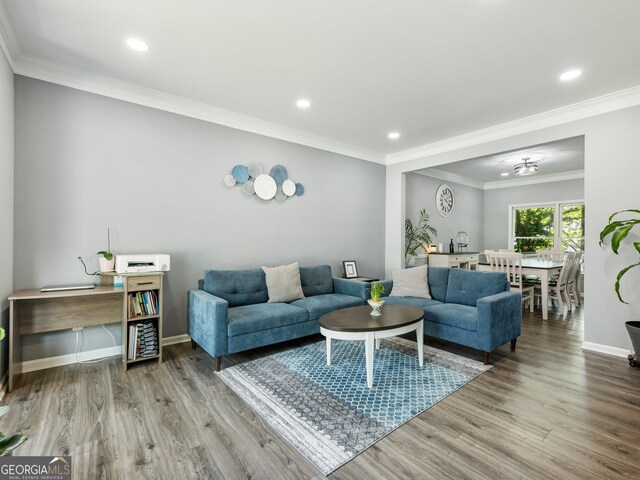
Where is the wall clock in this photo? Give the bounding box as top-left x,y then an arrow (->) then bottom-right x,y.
435,184 -> 454,217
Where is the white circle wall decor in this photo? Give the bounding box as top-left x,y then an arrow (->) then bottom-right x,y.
435,183 -> 454,217
242,180 -> 255,196
224,174 -> 236,187
282,179 -> 296,196
254,174 -> 277,200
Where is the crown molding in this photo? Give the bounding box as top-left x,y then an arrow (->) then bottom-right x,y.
483,169 -> 584,190
414,168 -> 484,190
0,1 -> 18,70
386,85 -> 640,166
12,55 -> 386,165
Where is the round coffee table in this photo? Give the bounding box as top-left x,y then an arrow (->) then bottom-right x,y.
319,304 -> 425,388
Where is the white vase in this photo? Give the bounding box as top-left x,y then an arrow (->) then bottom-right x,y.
405,256 -> 416,267
368,299 -> 385,316
98,256 -> 115,273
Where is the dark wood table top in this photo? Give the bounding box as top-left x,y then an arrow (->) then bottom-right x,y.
319,304 -> 424,333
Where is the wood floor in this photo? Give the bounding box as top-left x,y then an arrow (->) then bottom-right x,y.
2,305 -> 640,479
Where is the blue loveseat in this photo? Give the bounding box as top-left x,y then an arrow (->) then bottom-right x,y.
187,265 -> 368,370
379,267 -> 521,364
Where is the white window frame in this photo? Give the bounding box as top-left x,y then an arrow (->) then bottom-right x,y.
508,199 -> 585,252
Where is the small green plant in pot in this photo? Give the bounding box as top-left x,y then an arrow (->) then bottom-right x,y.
599,209 -> 640,366
97,227 -> 115,272
368,282 -> 385,316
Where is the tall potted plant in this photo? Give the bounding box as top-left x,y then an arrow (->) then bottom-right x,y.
405,209 -> 438,266
599,209 -> 640,366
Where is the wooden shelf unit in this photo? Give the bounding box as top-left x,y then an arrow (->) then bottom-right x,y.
102,272 -> 164,370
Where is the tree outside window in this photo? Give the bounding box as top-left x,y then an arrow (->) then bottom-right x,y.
511,202 -> 584,253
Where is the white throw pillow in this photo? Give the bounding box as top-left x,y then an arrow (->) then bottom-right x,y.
389,264 -> 431,299
262,262 -> 305,303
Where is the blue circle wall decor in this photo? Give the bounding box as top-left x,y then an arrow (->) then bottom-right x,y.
232,165 -> 250,183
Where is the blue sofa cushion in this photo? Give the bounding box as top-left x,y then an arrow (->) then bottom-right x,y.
227,303 -> 309,337
425,303 -> 478,332
299,265 -> 334,297
204,268 -> 269,307
291,294 -> 363,321
382,296 -> 442,310
445,269 -> 508,307
427,267 -> 450,303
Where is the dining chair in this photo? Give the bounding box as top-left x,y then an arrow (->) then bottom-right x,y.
567,252 -> 584,309
536,249 -> 565,262
486,251 -> 535,312
535,251 -> 576,313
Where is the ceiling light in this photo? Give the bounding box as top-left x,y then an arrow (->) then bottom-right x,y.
388,132 -> 400,140
296,99 -> 311,109
514,157 -> 538,176
500,172 -> 509,177
126,38 -> 150,52
560,69 -> 582,82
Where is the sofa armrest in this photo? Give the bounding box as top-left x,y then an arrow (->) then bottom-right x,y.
333,277 -> 369,300
379,280 -> 394,298
476,291 -> 522,343
187,289 -> 229,358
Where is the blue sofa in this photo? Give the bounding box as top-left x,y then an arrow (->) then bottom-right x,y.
187,265 -> 368,370
379,267 -> 521,364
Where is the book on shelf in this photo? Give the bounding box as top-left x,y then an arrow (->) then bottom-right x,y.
127,320 -> 159,360
128,290 -> 159,318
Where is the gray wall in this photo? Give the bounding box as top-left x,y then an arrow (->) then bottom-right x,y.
482,179 -> 584,249
405,173 -> 484,253
0,49 -> 13,379
14,76 -> 386,361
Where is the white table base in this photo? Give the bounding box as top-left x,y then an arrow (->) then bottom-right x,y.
321,319 -> 424,388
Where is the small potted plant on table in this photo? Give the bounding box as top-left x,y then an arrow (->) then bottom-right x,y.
368,282 -> 385,316
97,228 -> 115,272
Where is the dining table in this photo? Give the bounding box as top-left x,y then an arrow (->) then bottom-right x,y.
478,258 -> 564,320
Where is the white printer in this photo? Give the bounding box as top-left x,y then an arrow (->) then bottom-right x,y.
115,254 -> 170,274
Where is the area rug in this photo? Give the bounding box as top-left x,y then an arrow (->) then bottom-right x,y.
217,337 -> 491,475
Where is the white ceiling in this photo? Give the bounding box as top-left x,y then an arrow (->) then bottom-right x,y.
417,136 -> 585,185
1,1 -> 640,161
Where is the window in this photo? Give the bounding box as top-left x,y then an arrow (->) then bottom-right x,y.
510,201 -> 584,253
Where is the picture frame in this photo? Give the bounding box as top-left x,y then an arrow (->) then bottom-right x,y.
343,260 -> 358,279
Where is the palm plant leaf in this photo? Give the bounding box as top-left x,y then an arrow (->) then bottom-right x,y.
611,224 -> 637,253
615,262 -> 640,304
0,434 -> 28,456
609,209 -> 640,222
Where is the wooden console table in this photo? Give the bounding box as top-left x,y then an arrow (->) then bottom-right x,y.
8,273 -> 164,392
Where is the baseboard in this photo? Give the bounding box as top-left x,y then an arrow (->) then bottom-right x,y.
581,341 -> 630,358
162,333 -> 191,346
17,334 -> 192,374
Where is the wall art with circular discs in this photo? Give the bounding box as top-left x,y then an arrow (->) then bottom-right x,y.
224,163 -> 304,201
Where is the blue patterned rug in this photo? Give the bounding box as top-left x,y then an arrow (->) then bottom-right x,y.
217,337 -> 491,475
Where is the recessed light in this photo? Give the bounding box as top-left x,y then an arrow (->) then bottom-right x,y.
560,69 -> 582,82
500,172 -> 509,177
126,38 -> 150,52
296,99 -> 311,109
388,132 -> 400,139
